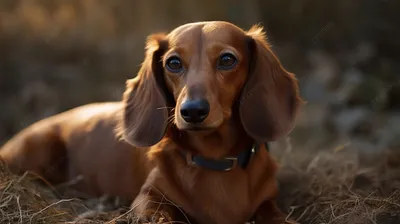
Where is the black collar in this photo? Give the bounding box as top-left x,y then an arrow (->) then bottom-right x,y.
180,143 -> 269,171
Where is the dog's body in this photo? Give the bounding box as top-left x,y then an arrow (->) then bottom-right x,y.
1,21 -> 302,224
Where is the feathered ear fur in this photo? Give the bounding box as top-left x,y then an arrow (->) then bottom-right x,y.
121,34 -> 171,147
240,25 -> 302,142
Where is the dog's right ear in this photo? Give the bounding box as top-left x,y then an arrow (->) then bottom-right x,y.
121,34 -> 170,147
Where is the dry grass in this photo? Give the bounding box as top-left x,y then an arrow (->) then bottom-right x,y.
0,159 -> 75,223
1,146 -> 400,224
275,141 -> 400,224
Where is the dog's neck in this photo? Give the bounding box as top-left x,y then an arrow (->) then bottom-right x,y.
170,119 -> 253,160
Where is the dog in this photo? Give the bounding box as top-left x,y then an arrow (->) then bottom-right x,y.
0,21 -> 302,224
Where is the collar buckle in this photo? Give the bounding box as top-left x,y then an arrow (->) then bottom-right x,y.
222,157 -> 238,171
185,152 -> 196,166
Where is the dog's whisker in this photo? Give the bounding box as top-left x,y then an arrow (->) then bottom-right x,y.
157,106 -> 175,110
167,113 -> 176,123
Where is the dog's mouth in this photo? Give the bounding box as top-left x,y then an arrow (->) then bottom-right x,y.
178,124 -> 217,132
174,109 -> 224,132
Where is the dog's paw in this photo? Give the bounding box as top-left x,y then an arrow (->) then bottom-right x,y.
136,210 -> 173,224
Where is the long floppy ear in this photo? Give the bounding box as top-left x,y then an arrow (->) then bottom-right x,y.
240,25 -> 302,142
121,34 -> 171,147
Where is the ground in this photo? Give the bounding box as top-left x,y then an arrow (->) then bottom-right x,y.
1,142 -> 399,224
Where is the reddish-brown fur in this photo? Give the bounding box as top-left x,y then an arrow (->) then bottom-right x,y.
0,21 -> 302,224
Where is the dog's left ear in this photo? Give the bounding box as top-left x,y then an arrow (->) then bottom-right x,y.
240,25 -> 302,142
121,34 -> 171,147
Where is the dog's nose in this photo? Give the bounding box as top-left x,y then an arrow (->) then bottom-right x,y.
180,99 -> 210,123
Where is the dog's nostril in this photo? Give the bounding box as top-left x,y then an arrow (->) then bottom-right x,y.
181,109 -> 189,117
198,108 -> 208,117
180,99 -> 210,124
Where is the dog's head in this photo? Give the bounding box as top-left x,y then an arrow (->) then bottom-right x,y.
121,21 -> 302,147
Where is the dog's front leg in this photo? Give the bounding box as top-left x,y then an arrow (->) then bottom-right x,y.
251,200 -> 296,224
130,186 -> 179,223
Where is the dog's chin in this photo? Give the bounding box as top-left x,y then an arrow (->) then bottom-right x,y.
175,115 -> 225,134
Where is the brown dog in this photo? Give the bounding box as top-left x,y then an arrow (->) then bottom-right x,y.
0,21 -> 302,224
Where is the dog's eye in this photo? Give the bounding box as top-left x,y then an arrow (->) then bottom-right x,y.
166,56 -> 183,73
218,53 -> 237,70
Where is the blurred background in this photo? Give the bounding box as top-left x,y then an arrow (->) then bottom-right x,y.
0,0 -> 399,156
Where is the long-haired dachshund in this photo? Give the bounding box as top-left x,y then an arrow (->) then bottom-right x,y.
0,21 -> 302,224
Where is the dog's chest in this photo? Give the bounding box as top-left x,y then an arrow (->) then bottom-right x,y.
181,169 -> 256,224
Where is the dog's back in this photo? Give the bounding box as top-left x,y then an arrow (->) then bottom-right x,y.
0,102 -> 151,199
